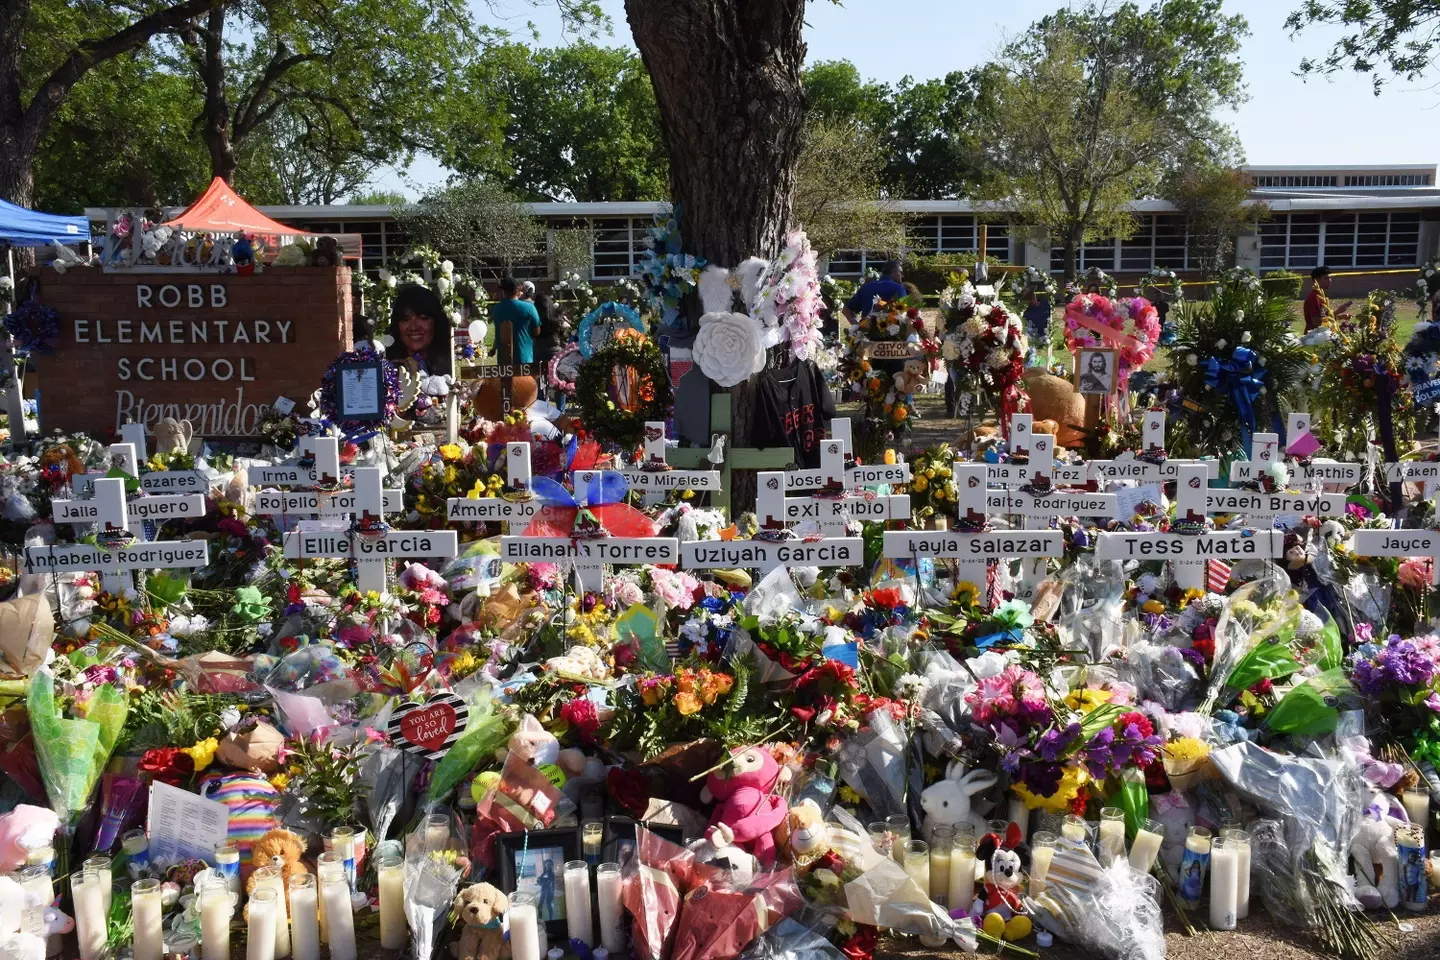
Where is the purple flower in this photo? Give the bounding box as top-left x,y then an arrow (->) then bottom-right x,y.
1426,692 -> 1440,714
1037,722 -> 1081,762
1084,726 -> 1115,778
1354,623 -> 1374,644
1016,760 -> 1064,797
1351,658 -> 1387,696
1378,639 -> 1436,687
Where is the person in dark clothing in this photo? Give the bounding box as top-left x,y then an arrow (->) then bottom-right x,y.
842,260 -> 908,322
533,293 -> 568,408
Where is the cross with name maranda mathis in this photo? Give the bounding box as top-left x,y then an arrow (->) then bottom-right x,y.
283,465 -> 458,593
1096,462 -> 1284,591
446,441 -> 542,526
882,462 -> 1063,609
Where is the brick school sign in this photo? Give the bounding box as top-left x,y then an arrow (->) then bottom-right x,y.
31,266 -> 353,438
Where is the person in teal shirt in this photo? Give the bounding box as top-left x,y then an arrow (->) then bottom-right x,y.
489,274 -> 541,363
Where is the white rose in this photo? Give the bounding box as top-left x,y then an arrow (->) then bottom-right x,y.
977,304 -> 992,318
1216,339 -> 1227,350
436,276 -> 452,297
440,259 -> 454,276
694,312 -> 766,387
1235,310 -> 1245,322
941,338 -> 961,361
1241,331 -> 1252,343
379,268 -> 395,289
887,324 -> 900,336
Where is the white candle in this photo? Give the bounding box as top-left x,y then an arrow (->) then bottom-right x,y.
564,861 -> 593,947
929,846 -> 952,903
596,863 -> 625,953
1097,811 -> 1126,867
0,873 -> 22,935
214,841 -> 242,895
315,852 -> 341,944
199,884 -> 233,960
378,855 -> 407,950
1029,835 -> 1057,897
904,841 -> 930,893
1209,838 -> 1238,930
1221,828 -> 1252,919
289,875 -> 320,960
72,874 -> 107,960
131,878 -> 164,960
1404,789 -> 1430,835
253,866 -> 291,958
1129,824 -> 1165,874
247,886 -> 278,960
1060,816 -> 1087,843
319,868 -> 356,960
947,847 -> 976,912
81,858 -> 112,918
510,898 -> 542,960
1007,798 -> 1030,840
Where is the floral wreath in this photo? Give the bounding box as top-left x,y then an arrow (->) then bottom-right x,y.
1136,267 -> 1184,302
574,330 -> 673,447
548,342 -> 581,394
750,229 -> 824,360
1416,256 -> 1440,309
577,301 -> 645,359
637,206 -> 706,324
1218,266 -> 1262,295
318,344 -> 402,434
1013,265 -> 1059,303
941,299 -> 1028,426
1078,266 -> 1117,298
1063,294 -> 1160,387
2,299 -> 59,356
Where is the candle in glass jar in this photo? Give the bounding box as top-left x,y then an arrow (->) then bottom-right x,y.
1028,832 -> 1057,896
424,813 -> 450,853
1129,820 -> 1165,875
121,830 -> 150,875
1208,837 -> 1238,930
198,882 -> 233,960
330,826 -> 357,891
904,840 -> 930,892
887,815 -> 911,865
131,878 -> 164,960
316,850 -> 341,943
948,841 -> 976,913
378,855 -> 406,950
1221,827 -> 1251,919
252,865 -> 291,958
72,873 -> 107,960
1404,788 -> 1431,839
214,840 -> 241,895
1178,827 -> 1212,908
929,826 -> 954,904
289,875 -> 320,960
583,822 -> 604,865
510,892 -> 542,960
1098,808 -> 1126,866
1060,815 -> 1088,844
247,885 -> 278,960
597,863 -> 625,953
81,856 -> 112,917
1397,823 -> 1428,912
1007,797 -> 1030,840
320,865 -> 356,960
564,861 -> 593,946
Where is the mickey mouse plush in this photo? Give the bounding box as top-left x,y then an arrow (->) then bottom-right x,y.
973,822 -> 1033,942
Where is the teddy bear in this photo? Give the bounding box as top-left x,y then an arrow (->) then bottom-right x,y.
245,828 -> 309,903
973,823 -> 1032,942
1352,792 -> 1406,909
451,882 -> 508,960
777,798 -> 829,863
701,746 -> 790,867
689,825 -> 759,888
0,806 -> 58,872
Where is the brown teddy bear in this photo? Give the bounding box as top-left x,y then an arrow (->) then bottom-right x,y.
451,882 -> 509,960
245,828 -> 309,904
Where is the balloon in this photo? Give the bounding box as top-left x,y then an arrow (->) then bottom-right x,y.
468,320 -> 488,344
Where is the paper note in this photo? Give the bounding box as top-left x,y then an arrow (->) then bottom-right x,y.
1115,483 -> 1163,519
146,780 -> 231,868
339,366 -> 379,417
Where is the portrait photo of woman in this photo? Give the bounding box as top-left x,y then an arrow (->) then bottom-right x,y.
385,284 -> 455,379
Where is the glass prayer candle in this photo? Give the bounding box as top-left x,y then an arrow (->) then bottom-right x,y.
1179,826 -> 1212,908
1208,837 -> 1238,930
197,879 -> 234,960
1060,814 -> 1088,844
1097,808 -> 1126,866
246,884 -> 278,960
252,864 -> 290,958
886,815 -> 911,864
904,840 -> 930,892
1220,827 -> 1252,920
319,863 -> 356,960
289,874 -> 320,960
510,891 -> 543,960
948,837 -> 977,913
583,821 -> 605,865
315,850 -> 342,943
928,826 -> 954,904
81,856 -> 112,917
121,830 -> 149,874
1129,819 -> 1165,875
867,822 -> 893,860
378,855 -> 406,950
330,826 -> 358,891
1007,797 -> 1031,840
596,863 -> 625,953
72,872 -> 107,960
564,860 -> 594,947
131,878 -> 164,960
1404,787 -> 1431,841
1028,832 -> 1057,897
213,839 -> 241,894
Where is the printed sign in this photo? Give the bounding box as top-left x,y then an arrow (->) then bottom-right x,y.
388,692 -> 469,759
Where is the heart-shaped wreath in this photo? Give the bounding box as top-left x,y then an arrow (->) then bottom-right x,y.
1063,294 -> 1160,389
3,299 -> 59,356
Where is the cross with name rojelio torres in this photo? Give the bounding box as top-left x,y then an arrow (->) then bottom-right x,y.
283,465 -> 458,594
883,462 -> 1063,610
498,470 -> 680,592
446,441 -> 542,526
1096,463 -> 1284,591
621,421 -> 722,508
252,435 -> 404,521
30,457 -> 210,593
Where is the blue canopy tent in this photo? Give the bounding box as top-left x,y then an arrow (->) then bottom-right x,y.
0,197 -> 88,247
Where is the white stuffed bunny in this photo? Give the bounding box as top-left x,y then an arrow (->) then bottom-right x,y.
1352,791 -> 1406,909
920,760 -> 998,838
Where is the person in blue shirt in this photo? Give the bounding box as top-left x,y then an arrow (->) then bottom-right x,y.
489,274 -> 542,363
842,260 -> 908,323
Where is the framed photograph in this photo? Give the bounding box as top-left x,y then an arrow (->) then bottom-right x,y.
334,358 -> 386,421
1074,347 -> 1118,396
603,816 -> 684,868
495,827 -> 580,938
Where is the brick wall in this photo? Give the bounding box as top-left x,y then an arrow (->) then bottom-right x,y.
31,266 -> 353,440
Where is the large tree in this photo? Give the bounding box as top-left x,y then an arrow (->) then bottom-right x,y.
440,41 -> 668,202
794,118 -> 906,258
0,0 -> 223,208
1287,0 -> 1440,91
1163,164 -> 1268,275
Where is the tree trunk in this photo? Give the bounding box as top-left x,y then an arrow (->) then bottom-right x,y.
199,6 -> 237,183
0,0 -> 35,209
1062,225 -> 1083,285
625,0 -> 807,513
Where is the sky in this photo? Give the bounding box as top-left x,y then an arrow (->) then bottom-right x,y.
367,0 -> 1440,198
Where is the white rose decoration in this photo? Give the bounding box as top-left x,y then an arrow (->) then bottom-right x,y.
887,324 -> 901,336
436,276 -> 452,297
441,259 -> 454,277
941,336 -> 961,361
693,311 -> 766,387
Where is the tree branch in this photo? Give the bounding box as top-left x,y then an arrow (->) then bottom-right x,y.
233,46 -> 323,140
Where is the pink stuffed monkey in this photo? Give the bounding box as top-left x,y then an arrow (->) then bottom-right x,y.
703,746 -> 788,867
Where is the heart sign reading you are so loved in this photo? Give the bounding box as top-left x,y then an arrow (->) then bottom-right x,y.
388,692 -> 469,759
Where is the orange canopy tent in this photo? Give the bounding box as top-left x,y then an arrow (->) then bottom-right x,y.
162,177 -> 357,258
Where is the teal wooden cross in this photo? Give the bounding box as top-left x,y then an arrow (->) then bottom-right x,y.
665,394 -> 794,517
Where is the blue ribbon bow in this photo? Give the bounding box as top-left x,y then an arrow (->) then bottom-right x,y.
1203,345 -> 1268,451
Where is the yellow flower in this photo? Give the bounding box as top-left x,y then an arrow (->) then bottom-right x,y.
1011,764 -> 1089,813
674,691 -> 702,715
838,785 -> 863,805
952,581 -> 981,607
1141,599 -> 1166,615
1065,688 -> 1113,713
913,475 -> 928,492
269,773 -> 290,791
1164,737 -> 1211,761
438,444 -> 463,461
184,737 -> 219,772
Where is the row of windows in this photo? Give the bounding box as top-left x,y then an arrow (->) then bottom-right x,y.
1253,175 -> 1338,188
1258,212 -> 1421,270
827,216 -> 1012,278
1345,174 -> 1432,187
1047,215 -> 1195,273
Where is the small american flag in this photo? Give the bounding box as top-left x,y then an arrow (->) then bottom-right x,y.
1207,559 -> 1232,593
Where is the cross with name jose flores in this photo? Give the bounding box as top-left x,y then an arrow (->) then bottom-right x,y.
31,472 -> 210,593
446,441 -> 542,527
498,469 -> 680,592
283,465 -> 458,593
1089,411 -> 1222,486
882,462 -> 1063,610
782,418 -> 913,524
621,420 -> 722,507
1096,463 -> 1284,591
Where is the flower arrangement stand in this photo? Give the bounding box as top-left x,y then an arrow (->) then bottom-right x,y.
883,463 -> 1064,611
663,394 -> 794,518
446,441 -> 541,526
618,420 -> 721,508
1096,463 -> 1284,591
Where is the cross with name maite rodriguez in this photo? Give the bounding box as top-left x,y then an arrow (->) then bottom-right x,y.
883,462 -> 1063,610
447,441 -> 542,525
1096,463 -> 1284,591
619,420 -> 722,507
1351,529 -> 1440,586
283,465 -> 458,593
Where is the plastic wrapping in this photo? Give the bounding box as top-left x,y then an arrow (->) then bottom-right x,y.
404,855 -> 462,960
739,916 -> 846,960
1127,638 -> 1203,712
1026,848 -> 1164,960
1053,556 -> 1128,661
622,825 -> 701,960
671,869 -> 805,960
1202,571 -> 1305,712
29,667 -> 125,827
835,708 -> 907,819
427,697 -> 511,802
842,856 -> 976,950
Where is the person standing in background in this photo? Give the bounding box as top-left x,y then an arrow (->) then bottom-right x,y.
489,275 -> 541,363
842,260 -> 908,324
1303,266 -> 1351,332
533,293 -> 567,408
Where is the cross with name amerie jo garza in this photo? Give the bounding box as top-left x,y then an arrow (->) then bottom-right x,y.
1096,463 -> 1284,591
446,441 -> 542,526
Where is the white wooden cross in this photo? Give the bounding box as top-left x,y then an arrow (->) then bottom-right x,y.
1282,412 -> 1363,490
247,436 -> 355,488
446,441 -> 543,526
785,419 -> 913,493
1227,432 -> 1284,485
620,421 -> 722,507
63,443 -> 207,533
499,469 -> 680,592
882,463 -> 1063,610
985,417 -> 1089,488
33,475 -> 209,593
1352,524 -> 1440,586
283,465 -> 458,594
70,440 -> 208,496
1096,463 -> 1284,591
1090,412 -> 1221,485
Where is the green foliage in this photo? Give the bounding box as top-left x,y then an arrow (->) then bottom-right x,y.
1287,0 -> 1440,92
395,180 -> 541,273
903,251 -> 1010,293
350,189 -> 409,207
795,119 -> 906,258
1164,166 -> 1269,275
1263,269 -> 1305,299
117,690 -> 234,755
